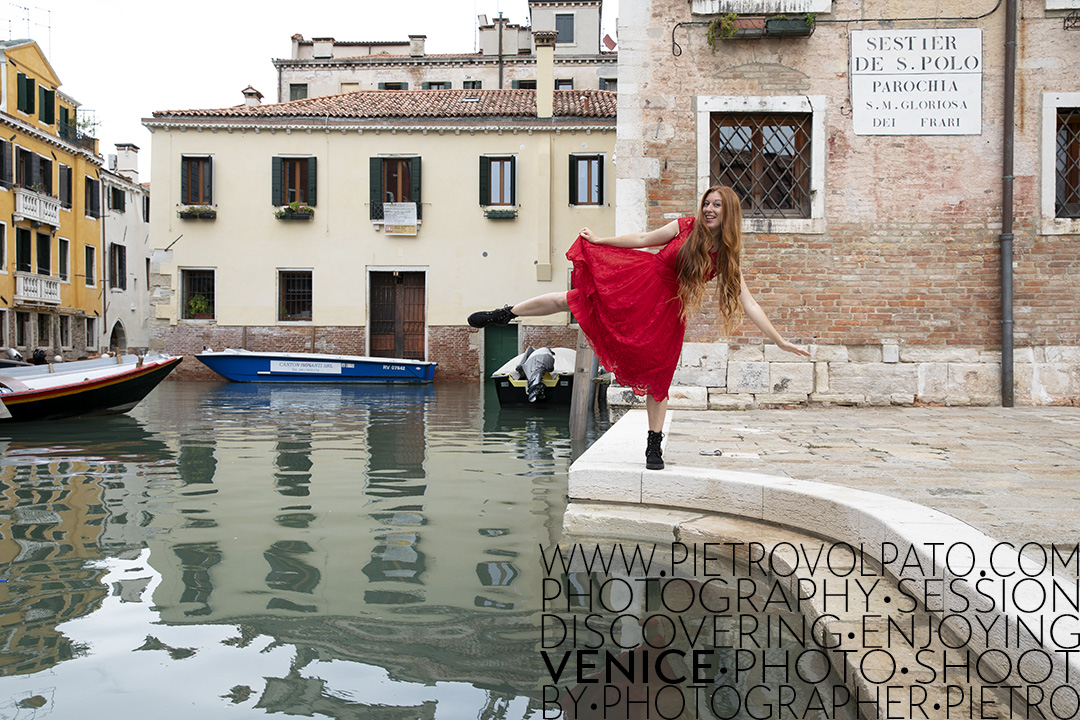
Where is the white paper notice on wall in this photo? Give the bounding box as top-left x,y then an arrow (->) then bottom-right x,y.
851,29 -> 982,136
383,203 -> 418,236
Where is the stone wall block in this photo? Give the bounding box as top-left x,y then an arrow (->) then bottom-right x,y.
708,391 -> 755,409
673,342 -> 728,387
764,345 -> 812,362
946,363 -> 1001,406
917,363 -> 949,404
1046,346 -> 1080,363
899,347 -> 981,363
728,345 -> 764,362
846,345 -> 883,363
811,345 -> 849,362
814,362 -> 829,393
667,386 -> 709,409
770,362 -> 814,395
728,361 -> 770,393
828,362 -> 917,401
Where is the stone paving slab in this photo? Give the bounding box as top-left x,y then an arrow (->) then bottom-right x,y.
660,406 -> 1080,548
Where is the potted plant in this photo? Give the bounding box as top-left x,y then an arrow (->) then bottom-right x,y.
179,206 -> 217,219
707,13 -> 766,49
187,294 -> 213,319
765,13 -> 816,37
275,201 -> 315,220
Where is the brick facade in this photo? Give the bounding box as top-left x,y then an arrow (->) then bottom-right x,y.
612,0 -> 1080,406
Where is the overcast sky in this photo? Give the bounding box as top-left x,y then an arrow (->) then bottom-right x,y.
4,0 -> 618,175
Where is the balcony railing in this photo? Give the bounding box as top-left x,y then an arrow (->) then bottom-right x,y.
13,187 -> 61,228
58,120 -> 98,152
15,272 -> 62,305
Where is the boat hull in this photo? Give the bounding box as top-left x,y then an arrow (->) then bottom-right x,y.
494,373 -> 574,406
0,356 -> 182,423
196,351 -> 436,383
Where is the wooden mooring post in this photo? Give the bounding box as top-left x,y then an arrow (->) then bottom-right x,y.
569,330 -> 596,448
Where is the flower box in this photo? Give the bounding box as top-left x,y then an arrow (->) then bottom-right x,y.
765,16 -> 815,37
179,208 -> 217,219
276,212 -> 313,221
484,208 -> 518,220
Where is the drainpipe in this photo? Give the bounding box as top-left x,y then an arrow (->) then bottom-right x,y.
1000,0 -> 1017,407
498,13 -> 504,89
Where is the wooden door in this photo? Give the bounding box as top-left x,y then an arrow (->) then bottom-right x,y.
369,271 -> 426,360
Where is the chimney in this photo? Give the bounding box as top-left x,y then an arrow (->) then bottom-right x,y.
533,30 -> 557,119
313,37 -> 334,59
291,33 -> 304,59
114,143 -> 140,182
409,35 -> 427,57
242,86 -> 264,106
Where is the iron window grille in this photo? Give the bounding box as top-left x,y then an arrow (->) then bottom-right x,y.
181,269 -> 215,319
709,112 -> 812,219
1057,108 -> 1080,219
279,271 -> 313,322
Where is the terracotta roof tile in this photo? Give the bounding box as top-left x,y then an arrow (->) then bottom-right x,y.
152,89 -> 616,120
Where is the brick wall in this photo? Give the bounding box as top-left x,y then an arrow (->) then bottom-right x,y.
612,0 -> 1080,404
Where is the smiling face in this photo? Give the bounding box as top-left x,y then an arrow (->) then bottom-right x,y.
701,191 -> 723,232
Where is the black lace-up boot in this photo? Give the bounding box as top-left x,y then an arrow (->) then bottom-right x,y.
645,430 -> 665,470
468,305 -> 517,328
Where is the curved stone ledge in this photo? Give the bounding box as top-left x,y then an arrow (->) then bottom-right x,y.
568,411 -> 1080,713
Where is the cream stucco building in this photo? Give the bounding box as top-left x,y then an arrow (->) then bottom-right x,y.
144,34 -> 615,380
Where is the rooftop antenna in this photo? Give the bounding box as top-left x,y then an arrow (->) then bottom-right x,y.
34,5 -> 49,55
9,3 -> 29,38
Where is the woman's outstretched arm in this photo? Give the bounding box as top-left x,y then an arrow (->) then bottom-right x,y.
739,272 -> 811,357
580,220 -> 681,248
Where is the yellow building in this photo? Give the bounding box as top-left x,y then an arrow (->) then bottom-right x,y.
0,40 -> 103,358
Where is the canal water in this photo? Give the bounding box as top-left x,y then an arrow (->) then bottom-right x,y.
0,381 -> 852,719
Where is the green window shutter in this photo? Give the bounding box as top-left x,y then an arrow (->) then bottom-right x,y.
479,156 -> 491,205
378,82 -> 386,90
26,77 -> 35,114
509,156 -> 517,205
422,82 -> 431,90
203,157 -> 213,204
271,156 -> 283,205
512,80 -> 520,90
369,157 -> 383,220
46,90 -> 55,125
597,158 -> 604,205
401,82 -> 409,90
180,158 -> 189,204
60,105 -> 68,127
568,155 -> 578,205
38,86 -> 45,122
306,156 -> 317,206
410,157 -> 422,220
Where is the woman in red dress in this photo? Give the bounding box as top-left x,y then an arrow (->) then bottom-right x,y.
468,185 -> 810,470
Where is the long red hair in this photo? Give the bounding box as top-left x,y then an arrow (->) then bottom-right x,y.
675,185 -> 743,333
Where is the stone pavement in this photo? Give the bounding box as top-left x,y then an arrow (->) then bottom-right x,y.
658,405 -> 1080,550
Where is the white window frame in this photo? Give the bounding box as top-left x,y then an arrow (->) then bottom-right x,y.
85,316 -> 97,351
59,314 -> 71,349
696,94 -> 827,235
482,154 -> 518,208
58,238 -> 70,283
554,11 -> 577,47
1041,92 -> 1080,235
0,221 -> 6,275
84,244 -> 97,287
692,0 -> 832,13
277,268 -> 314,325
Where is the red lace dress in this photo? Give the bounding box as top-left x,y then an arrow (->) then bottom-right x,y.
566,216 -> 700,401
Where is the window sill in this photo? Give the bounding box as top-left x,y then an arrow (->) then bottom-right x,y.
1040,217 -> 1080,235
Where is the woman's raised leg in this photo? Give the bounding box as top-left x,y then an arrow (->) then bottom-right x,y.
511,292 -> 569,317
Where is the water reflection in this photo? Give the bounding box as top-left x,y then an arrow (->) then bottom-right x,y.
0,381 -> 597,717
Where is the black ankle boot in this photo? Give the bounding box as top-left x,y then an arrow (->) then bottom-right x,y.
645,430 -> 664,470
468,305 -> 517,328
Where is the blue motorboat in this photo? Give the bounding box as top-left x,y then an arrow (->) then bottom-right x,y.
196,349 -> 436,384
